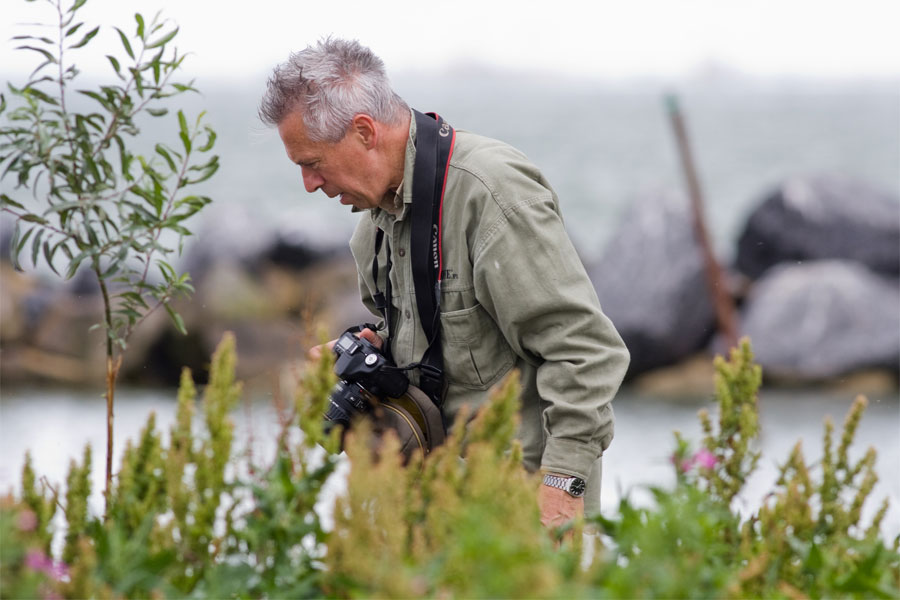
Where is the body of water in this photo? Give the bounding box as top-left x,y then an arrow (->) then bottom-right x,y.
2,386 -> 897,537
178,74 -> 899,264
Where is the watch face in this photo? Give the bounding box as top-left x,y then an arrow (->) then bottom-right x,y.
568,478 -> 586,497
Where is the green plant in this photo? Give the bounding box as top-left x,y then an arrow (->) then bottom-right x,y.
324,373 -> 587,599
595,340 -> 899,599
1,338 -> 896,598
0,0 -> 218,501
736,395 -> 899,598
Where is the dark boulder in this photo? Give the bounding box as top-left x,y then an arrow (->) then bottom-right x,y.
589,189 -> 716,375
736,175 -> 900,279
741,260 -> 899,379
183,204 -> 350,281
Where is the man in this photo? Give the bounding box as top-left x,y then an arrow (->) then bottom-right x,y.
259,38 -> 629,529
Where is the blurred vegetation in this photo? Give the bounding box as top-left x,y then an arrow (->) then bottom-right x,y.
1,337 -> 897,598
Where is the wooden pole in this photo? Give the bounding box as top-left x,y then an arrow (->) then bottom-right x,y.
665,94 -> 739,351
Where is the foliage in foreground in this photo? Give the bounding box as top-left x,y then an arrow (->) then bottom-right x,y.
1,338 -> 898,598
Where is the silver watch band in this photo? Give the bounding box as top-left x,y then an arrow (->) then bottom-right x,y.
542,473 -> 586,497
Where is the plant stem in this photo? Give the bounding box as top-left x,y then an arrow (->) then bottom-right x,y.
97,269 -> 118,513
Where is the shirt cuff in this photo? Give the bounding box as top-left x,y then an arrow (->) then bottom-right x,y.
540,437 -> 601,481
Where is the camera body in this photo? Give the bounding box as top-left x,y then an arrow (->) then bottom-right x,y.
324,331 -> 409,428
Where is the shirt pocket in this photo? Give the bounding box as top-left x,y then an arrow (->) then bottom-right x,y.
440,303 -> 516,389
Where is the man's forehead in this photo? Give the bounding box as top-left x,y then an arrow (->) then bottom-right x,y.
278,111 -> 323,161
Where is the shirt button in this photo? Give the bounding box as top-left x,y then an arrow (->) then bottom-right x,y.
405,310 -> 411,319
398,248 -> 406,257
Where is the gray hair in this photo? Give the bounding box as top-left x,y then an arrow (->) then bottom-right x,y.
259,37 -> 408,142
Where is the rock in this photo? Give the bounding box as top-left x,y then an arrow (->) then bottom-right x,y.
181,204 -> 276,279
590,189 -> 716,375
736,175 -> 900,279
183,203 -> 350,281
740,260 -> 900,380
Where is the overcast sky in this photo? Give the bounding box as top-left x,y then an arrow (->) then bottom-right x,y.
2,0 -> 899,84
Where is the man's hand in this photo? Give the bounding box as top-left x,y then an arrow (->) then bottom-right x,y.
307,327 -> 383,361
538,478 -> 584,530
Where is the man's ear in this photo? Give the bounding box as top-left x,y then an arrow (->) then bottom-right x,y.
351,114 -> 377,149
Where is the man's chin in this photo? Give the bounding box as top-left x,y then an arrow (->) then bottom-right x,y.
340,194 -> 374,211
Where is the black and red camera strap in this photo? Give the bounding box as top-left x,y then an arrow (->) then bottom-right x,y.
371,110 -> 456,405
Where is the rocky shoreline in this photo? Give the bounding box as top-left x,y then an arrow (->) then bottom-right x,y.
1,173 -> 897,394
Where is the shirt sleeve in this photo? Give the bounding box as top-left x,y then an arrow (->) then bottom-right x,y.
471,193 -> 630,480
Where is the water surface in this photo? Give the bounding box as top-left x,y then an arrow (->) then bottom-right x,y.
2,386 -> 897,536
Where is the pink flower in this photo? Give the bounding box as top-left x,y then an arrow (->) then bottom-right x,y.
693,448 -> 718,470
671,448 -> 718,473
24,549 -> 52,572
24,549 -> 69,581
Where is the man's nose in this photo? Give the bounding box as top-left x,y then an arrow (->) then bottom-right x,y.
301,166 -> 324,193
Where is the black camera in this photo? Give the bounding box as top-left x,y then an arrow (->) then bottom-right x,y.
324,331 -> 409,429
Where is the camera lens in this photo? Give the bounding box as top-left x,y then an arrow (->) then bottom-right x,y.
324,380 -> 369,427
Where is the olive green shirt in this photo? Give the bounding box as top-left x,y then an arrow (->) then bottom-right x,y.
349,113 -> 629,481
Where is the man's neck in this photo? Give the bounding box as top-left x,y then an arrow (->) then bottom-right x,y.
377,110 -> 411,214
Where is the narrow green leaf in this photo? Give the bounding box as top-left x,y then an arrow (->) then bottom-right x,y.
27,60 -> 54,81
165,304 -> 187,335
31,229 -> 44,266
177,110 -> 191,153
197,127 -> 217,152
21,214 -> 49,225
17,46 -> 57,65
114,27 -> 134,59
120,291 -> 147,309
22,86 -> 58,106
65,22 -> 85,37
15,227 -> 34,255
146,108 -> 168,117
155,144 -> 177,172
157,260 -> 175,282
58,242 -> 73,260
146,26 -> 178,49
42,240 -> 61,276
68,26 -> 99,49
65,250 -> 89,279
107,55 -> 121,75
69,0 -> 88,14
77,89 -> 110,109
171,83 -> 197,93
1,194 -> 25,210
135,13 -> 145,38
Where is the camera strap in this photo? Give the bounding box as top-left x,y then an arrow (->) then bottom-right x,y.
371,110 -> 456,405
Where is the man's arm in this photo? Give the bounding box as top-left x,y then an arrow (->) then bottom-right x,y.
471,193 -> 629,519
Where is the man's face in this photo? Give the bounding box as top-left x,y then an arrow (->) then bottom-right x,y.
277,110 -> 383,211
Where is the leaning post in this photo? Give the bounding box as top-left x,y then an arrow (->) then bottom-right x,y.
665,94 -> 739,350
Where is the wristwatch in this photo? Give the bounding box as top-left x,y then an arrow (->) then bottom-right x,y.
542,473 -> 586,498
